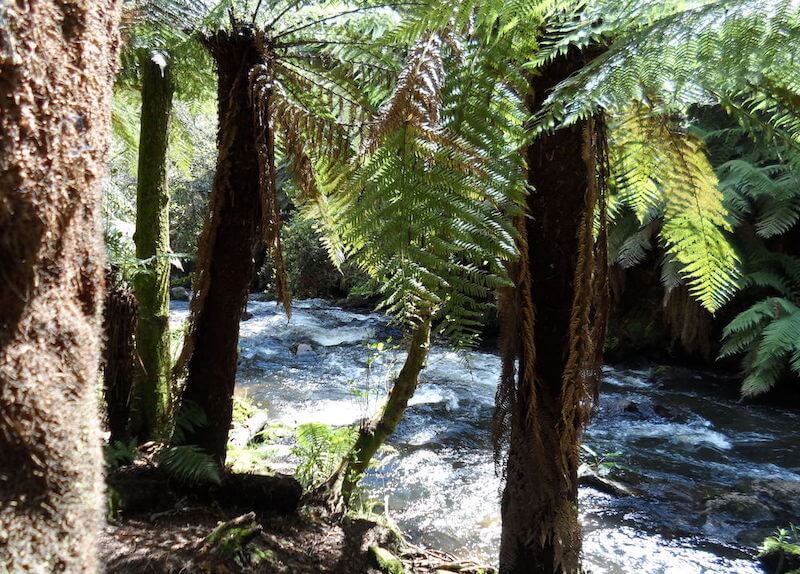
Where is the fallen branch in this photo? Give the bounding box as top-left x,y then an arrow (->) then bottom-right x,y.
107,466 -> 302,516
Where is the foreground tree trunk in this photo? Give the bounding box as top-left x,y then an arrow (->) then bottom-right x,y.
131,50 -> 175,441
176,28 -> 263,464
316,314 -> 431,509
494,52 -> 609,574
0,1 -> 120,571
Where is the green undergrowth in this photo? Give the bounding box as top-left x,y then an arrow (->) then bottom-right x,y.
760,525 -> 800,574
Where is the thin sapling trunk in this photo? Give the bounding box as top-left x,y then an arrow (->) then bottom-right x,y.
315,313 -> 432,509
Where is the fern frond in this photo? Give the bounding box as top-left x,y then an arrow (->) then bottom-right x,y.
534,0 -> 800,151
311,31 -> 525,346
158,445 -> 222,484
609,107 -> 739,311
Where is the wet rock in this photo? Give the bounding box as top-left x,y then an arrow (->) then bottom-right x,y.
652,403 -> 675,419
705,493 -> 775,522
336,294 -> 377,311
702,480 -> 800,546
702,492 -> 776,544
170,286 -> 189,301
604,398 -> 674,420
291,342 -> 315,356
578,467 -> 637,497
605,398 -> 650,419
750,479 -> 800,517
622,400 -> 642,415
241,310 -> 253,321
604,398 -> 643,418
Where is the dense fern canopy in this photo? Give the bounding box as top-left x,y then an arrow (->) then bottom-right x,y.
114,0 -> 800,382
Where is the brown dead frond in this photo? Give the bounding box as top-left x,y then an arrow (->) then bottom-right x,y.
363,33 -> 444,153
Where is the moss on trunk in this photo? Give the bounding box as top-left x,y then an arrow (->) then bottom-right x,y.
131,50 -> 175,441
0,1 -> 120,570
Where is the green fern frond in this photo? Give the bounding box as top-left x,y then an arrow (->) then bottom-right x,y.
609,107 -> 739,311
533,0 -> 800,151
292,422 -> 357,488
303,30 -> 525,347
171,400 -> 210,444
158,444 -> 222,484
720,242 -> 800,396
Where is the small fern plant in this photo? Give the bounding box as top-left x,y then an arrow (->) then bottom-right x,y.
292,423 -> 357,489
159,401 -> 222,484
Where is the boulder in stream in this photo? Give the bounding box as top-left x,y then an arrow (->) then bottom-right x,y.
604,398 -> 675,420
292,342 -> 315,356
750,479 -> 800,518
578,467 -> 637,497
170,286 -> 190,301
702,492 -> 777,545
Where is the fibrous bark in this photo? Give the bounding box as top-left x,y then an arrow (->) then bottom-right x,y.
103,268 -> 138,444
316,314 -> 431,509
175,28 -> 264,464
494,51 -> 609,574
131,49 -> 175,441
0,1 -> 120,571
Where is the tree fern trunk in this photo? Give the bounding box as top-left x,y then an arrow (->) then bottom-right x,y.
177,28 -> 264,464
104,269 -> 138,444
498,50 -> 608,574
131,50 -> 175,441
0,1 -> 120,571
317,314 -> 431,508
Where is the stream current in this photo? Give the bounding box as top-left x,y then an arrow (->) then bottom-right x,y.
173,298 -> 800,573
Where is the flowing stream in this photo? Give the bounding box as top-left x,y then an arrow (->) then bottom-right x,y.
173,298 -> 800,573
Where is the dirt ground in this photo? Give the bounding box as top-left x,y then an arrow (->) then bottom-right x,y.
101,503 -> 495,573
101,506 -> 391,573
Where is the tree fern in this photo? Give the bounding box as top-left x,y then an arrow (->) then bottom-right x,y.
721,242 -> 800,396
150,400 -> 222,483
292,422 -> 357,488
608,107 -> 739,311
534,0 -> 800,147
157,444 -> 222,484
694,115 -> 800,240
308,31 -> 526,346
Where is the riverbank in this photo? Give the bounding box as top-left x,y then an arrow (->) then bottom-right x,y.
103,506 -> 496,573
101,506 -> 401,573
101,397 -> 496,574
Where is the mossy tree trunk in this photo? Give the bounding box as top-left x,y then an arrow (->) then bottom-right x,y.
496,50 -> 609,574
0,1 -> 120,571
131,50 -> 175,441
318,313 -> 432,508
176,28 -> 264,464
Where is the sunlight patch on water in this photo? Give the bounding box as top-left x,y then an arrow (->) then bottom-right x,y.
271,397 -> 370,427
582,527 -> 759,574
